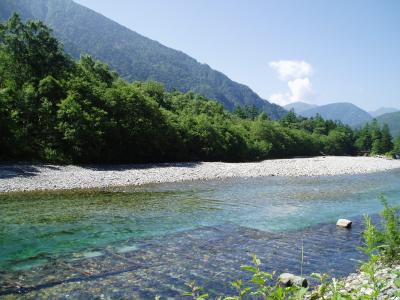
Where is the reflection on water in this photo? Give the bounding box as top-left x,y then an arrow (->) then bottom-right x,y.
0,169 -> 399,298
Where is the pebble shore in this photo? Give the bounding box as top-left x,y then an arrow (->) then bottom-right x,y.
1,156 -> 400,193
340,263 -> 400,299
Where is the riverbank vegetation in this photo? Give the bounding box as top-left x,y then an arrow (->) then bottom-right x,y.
1,15 -> 398,164
182,199 -> 400,299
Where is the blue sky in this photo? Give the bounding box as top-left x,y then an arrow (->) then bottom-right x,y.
74,0 -> 400,110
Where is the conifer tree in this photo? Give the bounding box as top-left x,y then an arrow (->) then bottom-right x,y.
380,124 -> 393,154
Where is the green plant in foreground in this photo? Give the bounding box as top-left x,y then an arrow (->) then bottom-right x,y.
182,254 -> 309,300
300,239 -> 304,278
182,281 -> 210,300
357,215 -> 381,300
378,196 -> 400,263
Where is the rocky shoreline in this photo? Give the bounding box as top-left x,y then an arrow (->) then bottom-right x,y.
1,156 -> 400,193
338,263 -> 400,299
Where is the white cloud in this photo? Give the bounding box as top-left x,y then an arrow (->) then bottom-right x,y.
270,93 -> 291,106
269,60 -> 315,105
288,78 -> 313,102
269,60 -> 313,81
269,78 -> 314,106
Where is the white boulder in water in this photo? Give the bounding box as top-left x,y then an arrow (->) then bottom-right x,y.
336,219 -> 352,228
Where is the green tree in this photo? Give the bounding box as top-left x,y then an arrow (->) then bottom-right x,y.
0,13 -> 71,86
233,105 -> 261,120
279,110 -> 303,128
355,123 -> 372,154
370,120 -> 383,154
392,136 -> 400,158
0,14 -> 365,164
380,124 -> 393,154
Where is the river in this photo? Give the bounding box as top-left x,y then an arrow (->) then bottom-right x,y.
1,170 -> 399,298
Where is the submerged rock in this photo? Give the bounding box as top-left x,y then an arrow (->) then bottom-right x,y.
336,219 -> 352,228
278,273 -> 308,287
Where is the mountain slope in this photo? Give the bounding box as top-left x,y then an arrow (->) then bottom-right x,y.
375,111 -> 400,138
284,102 -> 318,114
300,102 -> 372,126
0,0 -> 286,119
369,107 -> 399,118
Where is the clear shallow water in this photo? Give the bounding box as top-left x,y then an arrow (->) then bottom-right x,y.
0,170 -> 400,298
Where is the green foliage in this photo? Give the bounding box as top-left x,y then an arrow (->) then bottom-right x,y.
360,198 -> 400,265
356,200 -> 400,299
182,281 -> 209,300
380,124 -> 393,153
377,197 -> 400,263
392,136 -> 400,158
355,123 -> 372,154
359,215 -> 379,258
0,0 -> 287,119
0,15 -> 394,163
183,255 -> 310,300
355,120 -> 394,156
233,105 -> 263,120
0,13 -> 71,86
181,254 -> 353,300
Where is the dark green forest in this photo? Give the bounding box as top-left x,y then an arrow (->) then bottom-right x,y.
0,15 -> 398,163
0,0 -> 287,119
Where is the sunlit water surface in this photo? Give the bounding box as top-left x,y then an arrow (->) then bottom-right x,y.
1,170 -> 399,298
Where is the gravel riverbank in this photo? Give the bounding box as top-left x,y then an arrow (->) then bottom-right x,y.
338,263 -> 400,299
1,156 -> 400,193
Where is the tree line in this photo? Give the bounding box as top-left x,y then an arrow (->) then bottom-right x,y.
0,15 -> 399,164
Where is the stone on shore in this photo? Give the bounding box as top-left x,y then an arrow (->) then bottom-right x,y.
278,273 -> 308,287
336,219 -> 352,228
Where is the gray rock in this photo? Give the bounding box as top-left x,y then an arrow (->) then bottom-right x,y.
336,219 -> 352,228
278,273 -> 308,287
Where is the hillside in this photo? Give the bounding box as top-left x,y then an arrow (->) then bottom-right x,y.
369,107 -> 399,118
300,102 -> 372,126
375,111 -> 400,138
1,15 -> 365,163
0,0 -> 286,119
284,102 -> 318,114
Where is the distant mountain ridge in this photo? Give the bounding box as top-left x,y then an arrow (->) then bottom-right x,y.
0,0 -> 287,119
369,107 -> 399,118
373,111 -> 400,138
292,102 -> 373,126
283,102 -> 318,114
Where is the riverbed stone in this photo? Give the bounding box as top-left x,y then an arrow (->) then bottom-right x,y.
336,219 -> 352,228
278,273 -> 308,287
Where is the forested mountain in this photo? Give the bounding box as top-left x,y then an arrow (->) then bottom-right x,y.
375,111 -> 400,138
0,0 -> 287,119
300,102 -> 372,126
284,102 -> 318,114
5,15 -> 395,163
369,107 -> 399,118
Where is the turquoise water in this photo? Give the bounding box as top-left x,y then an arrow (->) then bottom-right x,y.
0,170 -> 399,298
